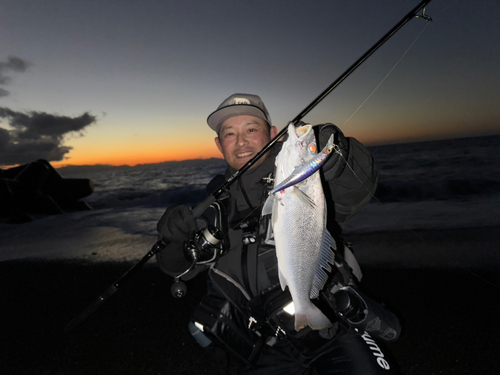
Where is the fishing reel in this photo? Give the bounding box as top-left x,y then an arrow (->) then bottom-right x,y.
171,225 -> 223,298
184,225 -> 224,263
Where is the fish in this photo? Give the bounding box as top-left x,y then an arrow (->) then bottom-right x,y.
262,123 -> 337,331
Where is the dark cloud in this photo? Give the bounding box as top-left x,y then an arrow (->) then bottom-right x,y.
0,108 -> 97,166
0,108 -> 96,139
0,56 -> 97,166
0,56 -> 30,97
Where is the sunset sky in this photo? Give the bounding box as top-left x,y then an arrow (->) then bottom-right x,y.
1,0 -> 499,167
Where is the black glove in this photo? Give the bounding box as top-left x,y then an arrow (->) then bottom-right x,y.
315,123 -> 348,181
157,204 -> 197,243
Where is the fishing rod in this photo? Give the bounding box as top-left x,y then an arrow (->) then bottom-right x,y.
65,0 -> 433,333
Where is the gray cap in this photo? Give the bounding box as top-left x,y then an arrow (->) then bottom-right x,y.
207,93 -> 272,133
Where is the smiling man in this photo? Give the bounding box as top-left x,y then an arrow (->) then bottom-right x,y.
214,115 -> 278,171
156,93 -> 399,374
208,94 -> 278,171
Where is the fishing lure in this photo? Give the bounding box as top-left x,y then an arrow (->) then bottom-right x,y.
270,133 -> 336,196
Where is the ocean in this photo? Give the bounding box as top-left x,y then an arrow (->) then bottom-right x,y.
1,134 -> 500,262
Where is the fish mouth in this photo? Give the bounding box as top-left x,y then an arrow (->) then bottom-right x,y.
296,124 -> 311,135
288,123 -> 312,141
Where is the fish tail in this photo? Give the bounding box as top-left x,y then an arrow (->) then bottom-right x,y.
295,305 -> 332,331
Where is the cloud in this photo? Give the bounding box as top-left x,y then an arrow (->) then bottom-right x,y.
0,56 -> 30,97
0,109 -> 97,166
0,56 -> 98,166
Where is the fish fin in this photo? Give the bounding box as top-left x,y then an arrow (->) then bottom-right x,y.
295,304 -> 332,331
310,230 -> 337,299
278,268 -> 287,291
261,195 -> 274,216
291,187 -> 316,209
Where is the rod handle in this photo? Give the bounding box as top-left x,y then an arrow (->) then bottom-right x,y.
192,194 -> 216,218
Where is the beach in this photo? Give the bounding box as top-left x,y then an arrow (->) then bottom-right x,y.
1,225 -> 499,375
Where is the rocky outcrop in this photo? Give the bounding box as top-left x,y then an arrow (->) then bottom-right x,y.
0,159 -> 93,223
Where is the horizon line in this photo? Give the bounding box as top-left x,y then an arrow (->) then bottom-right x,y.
2,131 -> 499,170
56,132 -> 500,169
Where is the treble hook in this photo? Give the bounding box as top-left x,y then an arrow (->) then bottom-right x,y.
415,7 -> 433,22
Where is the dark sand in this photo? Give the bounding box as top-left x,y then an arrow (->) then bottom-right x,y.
1,227 -> 500,374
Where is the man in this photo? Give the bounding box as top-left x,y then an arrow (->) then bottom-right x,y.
157,94 -> 400,374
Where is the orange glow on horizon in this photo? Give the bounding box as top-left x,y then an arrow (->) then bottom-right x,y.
52,145 -> 224,168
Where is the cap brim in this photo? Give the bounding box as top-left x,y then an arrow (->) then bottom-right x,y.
207,105 -> 270,132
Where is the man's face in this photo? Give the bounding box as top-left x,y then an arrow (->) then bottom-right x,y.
215,115 -> 278,171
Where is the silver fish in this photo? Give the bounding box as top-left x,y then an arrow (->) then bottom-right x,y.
263,123 -> 336,331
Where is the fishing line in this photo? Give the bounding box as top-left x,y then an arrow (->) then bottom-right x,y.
342,0 -> 458,127
437,0 -> 460,16
342,21 -> 431,127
